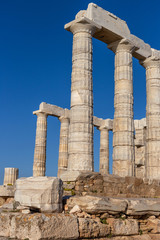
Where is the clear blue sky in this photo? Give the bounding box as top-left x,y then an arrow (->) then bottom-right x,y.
1,0 -> 160,184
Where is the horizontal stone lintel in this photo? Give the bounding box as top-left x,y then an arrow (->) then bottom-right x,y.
65,3 -> 160,60
33,102 -> 145,131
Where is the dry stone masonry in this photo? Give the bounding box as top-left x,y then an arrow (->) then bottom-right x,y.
32,3 -> 160,180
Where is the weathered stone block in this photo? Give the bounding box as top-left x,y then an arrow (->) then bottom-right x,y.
67,195 -> 127,214
0,213 -> 79,240
0,185 -> 15,197
78,218 -> 110,238
126,198 -> 160,216
15,177 -> 63,213
108,218 -> 138,236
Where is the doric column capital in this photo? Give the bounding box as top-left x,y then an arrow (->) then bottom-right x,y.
59,115 -> 70,123
108,39 -> 137,54
70,22 -> 98,36
140,56 -> 160,69
65,18 -> 101,36
98,125 -> 109,131
33,110 -> 48,118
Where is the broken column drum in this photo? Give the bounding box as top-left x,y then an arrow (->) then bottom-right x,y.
3,168 -> 19,185
33,112 -> 48,177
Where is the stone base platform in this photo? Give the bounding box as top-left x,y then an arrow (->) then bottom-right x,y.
0,210 -> 160,240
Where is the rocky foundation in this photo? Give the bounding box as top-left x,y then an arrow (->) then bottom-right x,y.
63,172 -> 160,198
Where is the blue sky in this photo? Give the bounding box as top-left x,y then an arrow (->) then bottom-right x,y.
0,0 -> 160,184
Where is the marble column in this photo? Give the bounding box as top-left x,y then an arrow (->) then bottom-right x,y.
134,119 -> 146,178
58,116 -> 69,178
99,126 -> 109,175
33,111 -> 48,177
3,168 -> 19,185
66,21 -> 100,174
108,39 -> 135,177
141,57 -> 160,179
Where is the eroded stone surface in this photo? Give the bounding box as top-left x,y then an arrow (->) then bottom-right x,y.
67,195 -> 127,214
0,213 -> 79,240
126,198 -> 160,216
15,177 -> 63,213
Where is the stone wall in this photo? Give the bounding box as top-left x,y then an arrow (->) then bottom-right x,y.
63,172 -> 160,198
1,211 -> 160,239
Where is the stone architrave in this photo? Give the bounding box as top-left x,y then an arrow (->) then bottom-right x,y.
33,111 -> 48,177
3,168 -> 19,186
99,126 -> 109,175
58,116 -> 70,178
141,57 -> 160,179
108,39 -> 135,177
62,18 -> 101,180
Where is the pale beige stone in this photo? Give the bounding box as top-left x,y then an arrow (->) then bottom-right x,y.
78,217 -> 110,238
58,116 -> 70,178
0,185 -> 15,197
108,39 -> 135,177
69,204 -> 81,214
141,57 -> 160,179
0,197 -> 5,206
126,198 -> 160,216
0,213 -> 79,240
134,119 -> 146,178
65,19 -> 101,174
146,217 -> 160,233
108,218 -> 138,236
99,126 -> 109,174
67,195 -> 127,214
15,177 -> 63,213
3,168 -> 18,186
33,112 -> 48,177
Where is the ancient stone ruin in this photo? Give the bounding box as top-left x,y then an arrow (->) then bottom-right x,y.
1,3 -> 160,240
33,3 -> 160,181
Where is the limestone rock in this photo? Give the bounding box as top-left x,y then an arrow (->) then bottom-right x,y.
146,217 -> 160,233
0,185 -> 15,197
0,212 -> 79,240
0,203 -> 14,210
108,218 -> 138,236
126,198 -> 160,216
0,197 -> 5,206
67,195 -> 127,214
15,177 -> 63,213
69,204 -> 81,214
78,217 -> 109,238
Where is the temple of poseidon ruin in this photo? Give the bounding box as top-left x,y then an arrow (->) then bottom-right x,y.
31,2 -> 160,182
2,2 -> 160,186
2,4 -> 160,240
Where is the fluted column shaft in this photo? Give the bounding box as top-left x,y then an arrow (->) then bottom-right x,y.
99,126 -> 109,174
142,57 -> 160,179
3,168 -> 19,185
68,22 -> 98,172
109,40 -> 135,177
33,112 -> 47,177
58,116 -> 69,178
